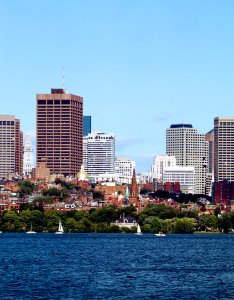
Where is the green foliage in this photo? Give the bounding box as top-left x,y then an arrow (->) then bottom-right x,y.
143,216 -> 162,233
140,204 -> 178,220
117,206 -> 137,218
140,188 -> 152,195
54,178 -> 78,190
18,181 -> 36,196
177,210 -> 199,220
42,187 -> 69,200
220,213 -> 232,233
90,206 -> 117,224
172,218 -> 197,233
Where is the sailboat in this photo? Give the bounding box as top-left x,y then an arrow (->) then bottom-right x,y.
55,219 -> 64,234
26,223 -> 36,234
135,224 -> 142,235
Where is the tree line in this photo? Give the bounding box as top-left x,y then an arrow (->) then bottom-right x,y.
1,203 -> 234,233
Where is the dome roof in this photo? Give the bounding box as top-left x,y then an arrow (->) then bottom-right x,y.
77,165 -> 89,181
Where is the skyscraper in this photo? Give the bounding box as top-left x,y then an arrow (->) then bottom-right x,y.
83,131 -> 115,175
214,117 -> 234,182
23,133 -> 34,176
150,155 -> 176,180
166,124 -> 208,194
36,88 -> 83,176
0,115 -> 23,178
83,116 -> 91,136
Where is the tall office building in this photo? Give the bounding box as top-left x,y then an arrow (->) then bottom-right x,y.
83,116 -> 91,136
150,155 -> 176,180
83,131 -> 115,175
36,88 -> 83,176
166,124 -> 208,194
0,115 -> 23,178
115,157 -> 136,178
23,133 -> 34,176
214,117 -> 234,182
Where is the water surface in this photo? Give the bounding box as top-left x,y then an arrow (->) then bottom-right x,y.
0,233 -> 233,299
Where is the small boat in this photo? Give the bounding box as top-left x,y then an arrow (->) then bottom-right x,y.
55,219 -> 64,234
154,232 -> 165,237
26,223 -> 36,234
135,224 -> 142,235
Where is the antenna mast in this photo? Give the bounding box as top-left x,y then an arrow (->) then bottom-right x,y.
62,66 -> 65,89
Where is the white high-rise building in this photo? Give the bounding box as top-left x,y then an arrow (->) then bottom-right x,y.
166,124 -> 208,194
23,133 -> 34,176
151,155 -> 176,180
163,166 -> 195,194
83,131 -> 115,176
214,117 -> 234,182
115,157 -> 135,183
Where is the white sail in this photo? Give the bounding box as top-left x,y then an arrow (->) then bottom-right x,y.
26,223 -> 36,234
135,224 -> 142,235
55,220 -> 64,234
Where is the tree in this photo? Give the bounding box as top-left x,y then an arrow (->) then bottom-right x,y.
173,218 -> 196,233
140,188 -> 152,195
140,204 -> 178,220
143,216 -> 162,233
117,206 -> 137,218
90,206 -> 117,224
18,181 -> 36,196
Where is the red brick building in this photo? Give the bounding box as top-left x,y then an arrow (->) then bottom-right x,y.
36,89 -> 83,176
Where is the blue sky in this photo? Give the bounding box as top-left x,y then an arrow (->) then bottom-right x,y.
1,0 -> 234,172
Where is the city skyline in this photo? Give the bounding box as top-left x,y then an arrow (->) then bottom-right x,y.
1,1 -> 234,171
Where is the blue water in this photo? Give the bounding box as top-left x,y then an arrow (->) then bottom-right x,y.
0,233 -> 234,299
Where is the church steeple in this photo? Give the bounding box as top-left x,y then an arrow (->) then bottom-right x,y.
130,168 -> 138,197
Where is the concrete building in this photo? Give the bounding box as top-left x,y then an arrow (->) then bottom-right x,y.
32,162 -> 50,182
166,124 -> 208,194
23,133 -> 34,176
0,115 -> 23,178
214,117 -> 234,183
83,116 -> 91,137
36,88 -> 83,176
151,155 -> 176,180
83,131 -> 115,176
163,166 -> 195,194
115,157 -> 135,183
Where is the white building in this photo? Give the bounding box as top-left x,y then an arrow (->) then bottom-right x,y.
214,117 -> 234,182
163,166 -> 195,194
115,157 -> 135,183
83,131 -> 115,176
23,133 -> 34,176
151,155 -> 176,180
166,124 -> 208,194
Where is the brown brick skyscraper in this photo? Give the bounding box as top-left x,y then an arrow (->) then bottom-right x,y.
36,89 -> 83,177
0,115 -> 23,178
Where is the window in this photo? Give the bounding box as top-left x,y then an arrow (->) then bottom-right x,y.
38,100 -> 46,104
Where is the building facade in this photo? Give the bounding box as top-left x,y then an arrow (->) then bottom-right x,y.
36,88 -> 83,176
23,133 -> 34,176
214,117 -> 234,183
166,124 -> 208,194
163,166 -> 195,194
83,116 -> 91,137
0,115 -> 23,178
83,131 -> 115,176
151,155 -> 176,180
115,157 -> 135,183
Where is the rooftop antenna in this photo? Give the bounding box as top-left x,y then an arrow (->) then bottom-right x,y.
62,66 -> 65,89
